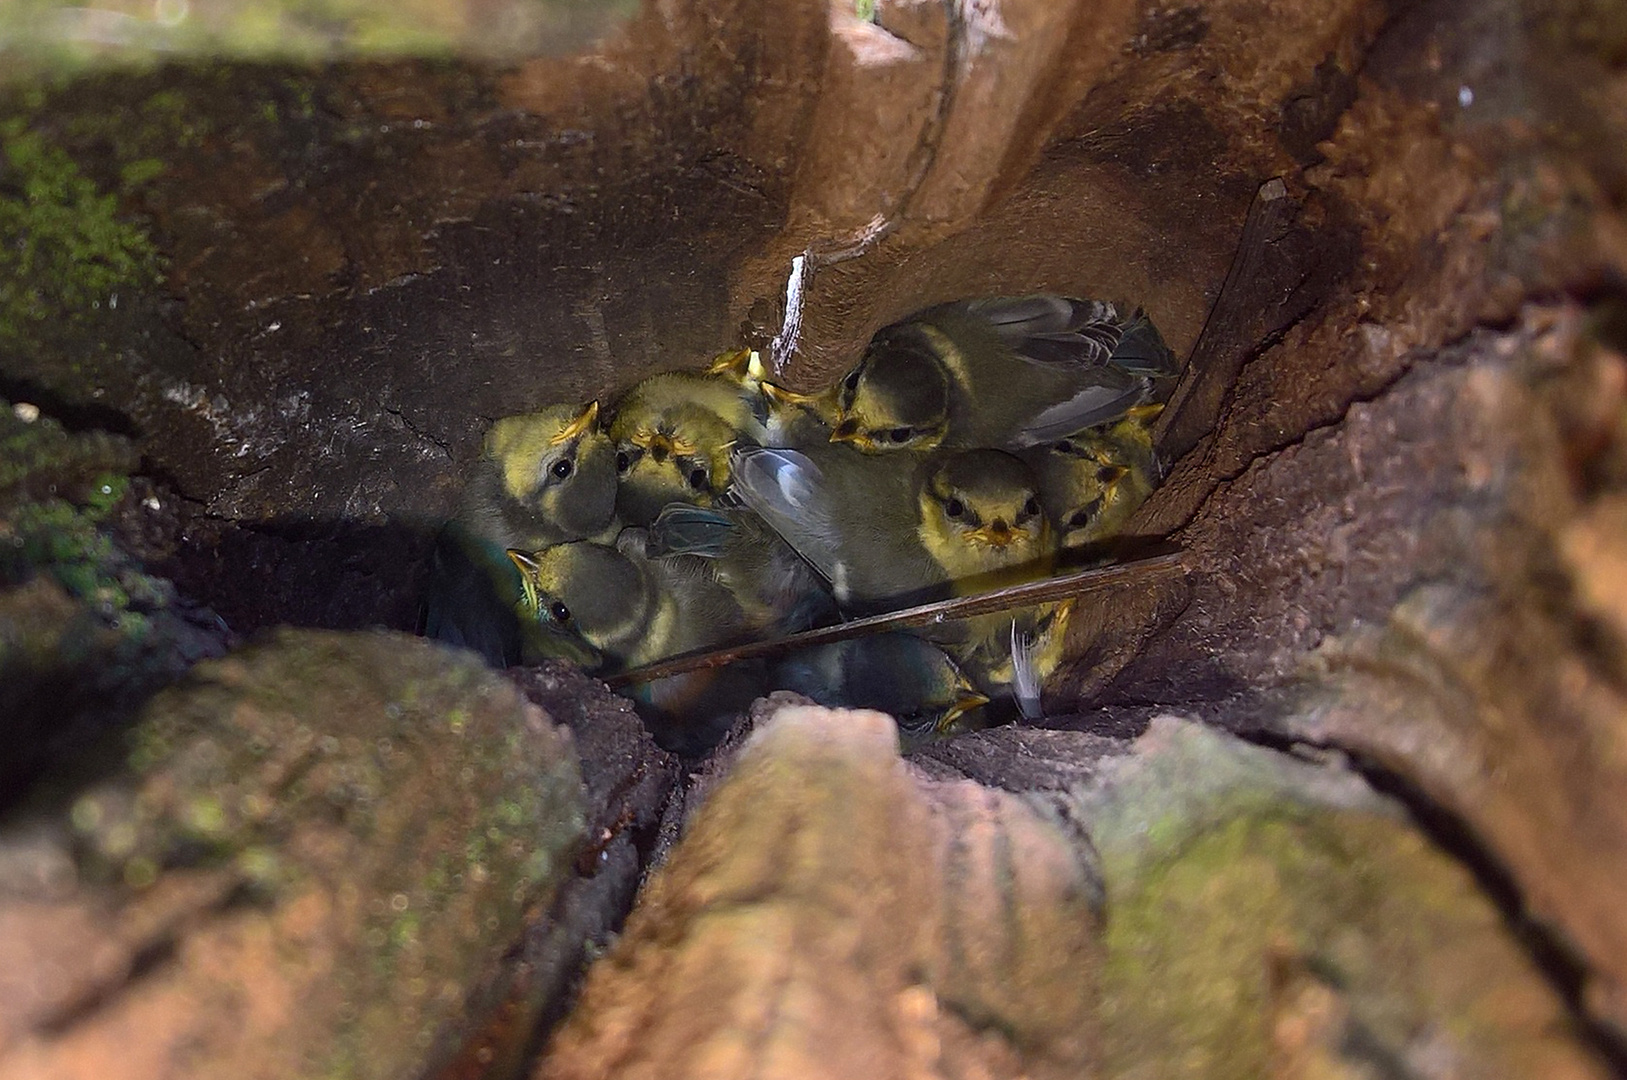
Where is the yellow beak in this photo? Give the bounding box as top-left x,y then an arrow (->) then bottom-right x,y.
828,420 -> 862,445
506,549 -> 541,609
706,348 -> 754,381
968,522 -> 1021,549
553,400 -> 600,444
939,687 -> 990,731
761,380 -> 821,407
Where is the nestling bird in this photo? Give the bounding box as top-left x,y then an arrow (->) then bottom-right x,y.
645,502 -> 838,636
1022,405 -> 1163,549
780,295 -> 1178,453
421,400 -> 617,666
770,633 -> 990,746
607,351 -> 767,526
729,443 -> 1055,612
507,533 -> 761,752
506,533 -> 752,670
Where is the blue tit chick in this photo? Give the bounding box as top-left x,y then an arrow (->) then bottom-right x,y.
729,443 -> 1054,613
507,533 -> 753,670
645,502 -> 838,636
507,534 -> 762,753
1022,405 -> 1163,550
771,632 -> 989,748
804,295 -> 1178,453
607,351 -> 767,526
421,400 -> 617,666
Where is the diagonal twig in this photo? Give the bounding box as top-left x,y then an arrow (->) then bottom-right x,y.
605,551 -> 1187,687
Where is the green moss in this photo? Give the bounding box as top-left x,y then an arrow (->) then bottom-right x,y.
1079,721 -> 1610,1078
1098,809 -> 1368,1079
0,406 -> 170,624
0,118 -> 159,346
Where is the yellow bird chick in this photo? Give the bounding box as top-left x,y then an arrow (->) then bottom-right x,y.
1023,405 -> 1163,549
421,400 -> 616,666
508,534 -> 761,753
770,633 -> 990,747
607,351 -> 766,526
729,444 -> 1054,613
507,535 -> 750,670
808,296 -> 1177,454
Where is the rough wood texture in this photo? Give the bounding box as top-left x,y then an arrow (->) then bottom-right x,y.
538,704 -> 1103,1080
0,633 -> 586,1080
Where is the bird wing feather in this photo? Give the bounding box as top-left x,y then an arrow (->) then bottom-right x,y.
1104,310 -> 1181,378
1010,367 -> 1148,447
1010,619 -> 1044,721
646,503 -> 736,558
728,447 -> 846,587
963,295 -> 1124,368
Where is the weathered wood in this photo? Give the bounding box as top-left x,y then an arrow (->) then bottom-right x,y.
1154,177 -> 1298,463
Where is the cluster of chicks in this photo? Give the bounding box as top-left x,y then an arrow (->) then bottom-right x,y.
422,294 -> 1177,753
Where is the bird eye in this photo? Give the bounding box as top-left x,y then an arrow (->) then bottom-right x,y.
1023,496 -> 1040,518
549,601 -> 572,624
888,426 -> 913,444
1096,465 -> 1122,484
1055,440 -> 1075,454
897,710 -> 933,735
615,450 -> 633,474
687,466 -> 710,491
944,496 -> 965,519
552,457 -> 574,480
1068,498 -> 1103,529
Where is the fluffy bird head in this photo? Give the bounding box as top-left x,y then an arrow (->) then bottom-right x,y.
916,449 -> 1052,585
507,543 -> 651,667
1028,407 -> 1161,549
827,330 -> 950,453
608,369 -> 758,526
876,638 -> 990,740
610,404 -> 737,524
485,400 -> 617,539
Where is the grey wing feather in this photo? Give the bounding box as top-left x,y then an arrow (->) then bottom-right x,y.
965,295 -> 1124,368
1010,368 -> 1148,447
727,447 -> 846,586
1106,310 -> 1180,378
647,504 -> 736,558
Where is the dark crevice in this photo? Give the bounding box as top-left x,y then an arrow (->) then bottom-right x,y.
0,373 -> 142,437
38,933 -> 180,1036
383,404 -> 454,460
